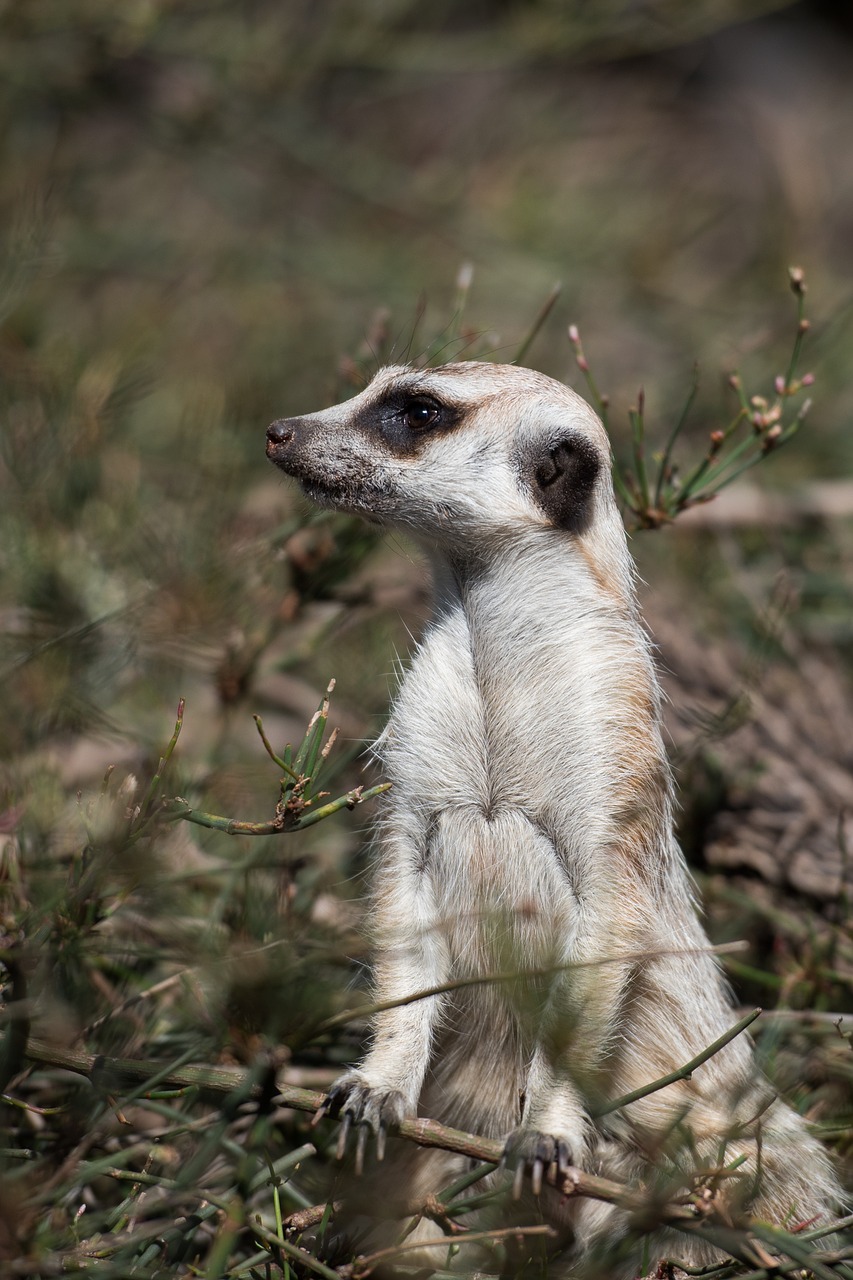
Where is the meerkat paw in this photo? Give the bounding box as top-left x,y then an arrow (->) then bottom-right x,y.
503,1127 -> 575,1198
323,1071 -> 413,1172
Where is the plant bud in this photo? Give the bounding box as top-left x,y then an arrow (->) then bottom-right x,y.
456,261 -> 474,291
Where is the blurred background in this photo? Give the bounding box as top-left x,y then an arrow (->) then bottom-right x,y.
3,1 -> 853,752
0,3 -> 852,1264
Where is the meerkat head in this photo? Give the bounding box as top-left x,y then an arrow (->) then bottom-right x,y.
266,362 -> 616,551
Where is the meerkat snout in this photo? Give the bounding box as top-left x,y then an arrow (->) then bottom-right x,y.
266,418 -> 295,452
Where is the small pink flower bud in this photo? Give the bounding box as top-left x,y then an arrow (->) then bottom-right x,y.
775,375 -> 786,395
568,324 -> 580,344
576,355 -> 589,372
801,372 -> 815,386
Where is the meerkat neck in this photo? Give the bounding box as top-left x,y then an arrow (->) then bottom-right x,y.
431,524 -> 641,654
424,529 -> 675,876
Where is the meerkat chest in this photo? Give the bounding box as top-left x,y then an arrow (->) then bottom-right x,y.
375,608 -> 578,968
376,606 -> 492,810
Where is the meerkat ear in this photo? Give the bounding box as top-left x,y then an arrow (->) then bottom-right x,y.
528,432 -> 601,534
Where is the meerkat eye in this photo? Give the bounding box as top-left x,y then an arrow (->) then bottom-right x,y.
403,397 -> 442,430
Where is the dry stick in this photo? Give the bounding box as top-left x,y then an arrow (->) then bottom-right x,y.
25,1038 -> 848,1271
283,1200 -> 344,1234
21,1038 -> 636,1205
25,1037 -> 251,1096
19,1039 -> 690,1224
26,985 -> 757,1146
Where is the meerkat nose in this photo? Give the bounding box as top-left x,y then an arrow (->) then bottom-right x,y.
267,419 -> 294,446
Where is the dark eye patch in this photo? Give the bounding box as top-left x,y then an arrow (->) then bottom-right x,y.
345,386 -> 463,457
402,397 -> 442,431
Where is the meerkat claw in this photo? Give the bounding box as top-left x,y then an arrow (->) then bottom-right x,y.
335,1111 -> 352,1160
354,1121 -> 370,1175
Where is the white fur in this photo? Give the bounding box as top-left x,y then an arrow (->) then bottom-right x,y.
268,362 -> 842,1271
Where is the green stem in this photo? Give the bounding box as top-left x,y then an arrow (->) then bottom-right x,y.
253,714 -> 299,779
164,782 -> 390,836
630,396 -> 650,514
136,698 -> 185,829
783,289 -> 808,390
611,459 -> 639,512
441,1160 -> 499,1202
311,941 -> 746,1042
677,425 -> 757,504
292,681 -> 334,777
696,424 -> 801,501
596,1008 -> 762,1117
514,283 -> 561,365
655,363 -> 699,508
449,261 -> 474,342
291,782 -> 390,828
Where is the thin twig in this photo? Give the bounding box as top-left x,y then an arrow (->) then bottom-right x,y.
595,1008 -> 762,1117
312,940 -> 748,1039
514,283 -> 561,365
165,782 -> 390,836
137,698 -> 185,826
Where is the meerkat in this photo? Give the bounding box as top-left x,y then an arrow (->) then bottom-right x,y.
266,363 -> 842,1272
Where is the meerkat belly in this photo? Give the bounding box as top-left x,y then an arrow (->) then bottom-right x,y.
427,805 -> 576,972
416,806 -> 577,1132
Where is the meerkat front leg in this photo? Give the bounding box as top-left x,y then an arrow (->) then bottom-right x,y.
505,922 -> 634,1196
504,999 -> 593,1197
508,1051 -> 589,1195
324,828 -> 448,1170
